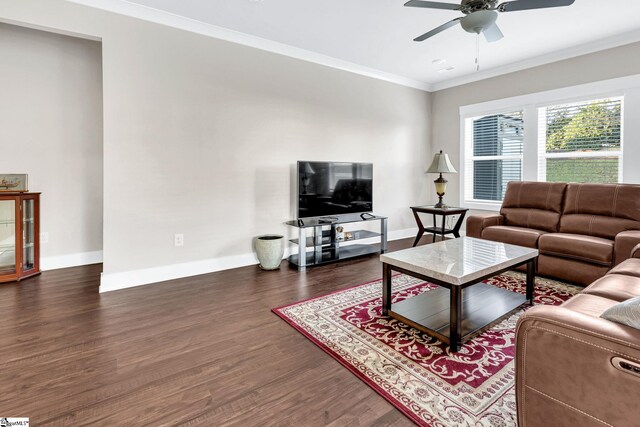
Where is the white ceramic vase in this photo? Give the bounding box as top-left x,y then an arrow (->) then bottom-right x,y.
255,235 -> 285,270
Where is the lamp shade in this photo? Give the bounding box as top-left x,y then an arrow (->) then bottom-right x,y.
426,150 -> 457,174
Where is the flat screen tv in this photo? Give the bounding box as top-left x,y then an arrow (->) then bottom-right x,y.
297,161 -> 373,219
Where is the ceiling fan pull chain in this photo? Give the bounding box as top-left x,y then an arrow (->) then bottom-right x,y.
476,33 -> 480,71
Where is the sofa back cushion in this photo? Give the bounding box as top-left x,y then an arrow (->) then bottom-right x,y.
500,181 -> 568,232
560,183 -> 640,239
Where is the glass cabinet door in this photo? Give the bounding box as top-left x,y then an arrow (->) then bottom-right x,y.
23,198 -> 35,272
0,199 -> 17,276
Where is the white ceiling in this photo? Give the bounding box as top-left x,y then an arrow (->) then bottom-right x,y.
73,0 -> 640,91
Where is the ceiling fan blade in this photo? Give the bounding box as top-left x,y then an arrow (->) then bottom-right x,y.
498,0 -> 575,12
404,0 -> 461,11
483,22 -> 504,42
414,18 -> 461,41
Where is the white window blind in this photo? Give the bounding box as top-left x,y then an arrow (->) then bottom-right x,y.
538,97 -> 623,183
464,111 -> 524,203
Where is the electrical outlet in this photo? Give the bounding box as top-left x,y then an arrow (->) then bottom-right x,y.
174,233 -> 184,247
40,232 -> 49,244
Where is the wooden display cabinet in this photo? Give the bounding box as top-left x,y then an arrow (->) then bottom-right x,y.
0,192 -> 40,283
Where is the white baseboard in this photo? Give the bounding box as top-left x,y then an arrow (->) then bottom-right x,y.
41,250 -> 103,271
99,252 -> 259,293
390,227 -> 419,241
99,227 -> 418,293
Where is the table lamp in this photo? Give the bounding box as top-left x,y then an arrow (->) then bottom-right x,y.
426,150 -> 457,209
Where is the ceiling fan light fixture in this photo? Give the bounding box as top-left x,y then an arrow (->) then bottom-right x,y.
460,10 -> 498,34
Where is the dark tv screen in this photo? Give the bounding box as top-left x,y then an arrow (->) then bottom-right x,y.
297,161 -> 373,219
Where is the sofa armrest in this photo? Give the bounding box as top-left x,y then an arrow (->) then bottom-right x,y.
614,230 -> 640,265
633,243 -> 640,259
465,212 -> 503,238
516,305 -> 640,427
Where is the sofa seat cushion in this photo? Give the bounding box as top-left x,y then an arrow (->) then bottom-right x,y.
582,274 -> 640,302
538,233 -> 614,266
608,258 -> 640,278
481,226 -> 546,248
560,294 -> 619,317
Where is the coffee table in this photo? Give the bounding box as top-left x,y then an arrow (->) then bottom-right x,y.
380,237 -> 538,352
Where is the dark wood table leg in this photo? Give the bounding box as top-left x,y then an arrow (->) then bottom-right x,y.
411,209 -> 425,247
382,263 -> 392,315
449,286 -> 462,352
452,211 -> 467,238
432,213 -> 437,243
441,214 -> 447,242
526,259 -> 535,305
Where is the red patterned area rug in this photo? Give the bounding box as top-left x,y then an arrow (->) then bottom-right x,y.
273,272 -> 580,426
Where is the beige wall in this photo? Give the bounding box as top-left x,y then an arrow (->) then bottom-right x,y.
431,42 -> 640,211
0,1 -> 432,289
102,20 -> 431,276
0,22 -> 103,268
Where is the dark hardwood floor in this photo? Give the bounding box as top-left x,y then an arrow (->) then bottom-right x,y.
0,237 -> 431,426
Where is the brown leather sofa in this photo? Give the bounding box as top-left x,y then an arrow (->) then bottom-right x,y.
467,181 -> 640,285
515,244 -> 640,427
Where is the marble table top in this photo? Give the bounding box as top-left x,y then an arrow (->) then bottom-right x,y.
380,237 -> 538,286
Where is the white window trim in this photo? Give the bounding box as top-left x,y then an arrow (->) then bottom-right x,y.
462,111 -> 524,211
459,74 -> 640,211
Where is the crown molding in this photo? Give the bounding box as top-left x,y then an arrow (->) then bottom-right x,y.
67,0 -> 433,92
431,29 -> 640,92
63,1 -> 640,93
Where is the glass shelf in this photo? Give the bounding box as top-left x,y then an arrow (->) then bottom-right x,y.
289,244 -> 382,267
290,229 -> 381,246
0,266 -> 16,275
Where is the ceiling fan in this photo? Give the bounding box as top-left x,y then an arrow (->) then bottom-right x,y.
405,0 -> 575,43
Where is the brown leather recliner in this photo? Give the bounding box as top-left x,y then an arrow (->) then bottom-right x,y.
515,244 -> 640,427
467,181 -> 567,248
467,182 -> 640,285
539,183 -> 640,285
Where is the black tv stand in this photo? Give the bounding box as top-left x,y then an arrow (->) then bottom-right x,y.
285,213 -> 388,272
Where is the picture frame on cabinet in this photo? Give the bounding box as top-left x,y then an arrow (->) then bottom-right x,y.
0,174 -> 28,192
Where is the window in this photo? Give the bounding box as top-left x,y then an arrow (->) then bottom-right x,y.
464,111 -> 524,204
459,76 -> 635,211
538,97 -> 623,184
